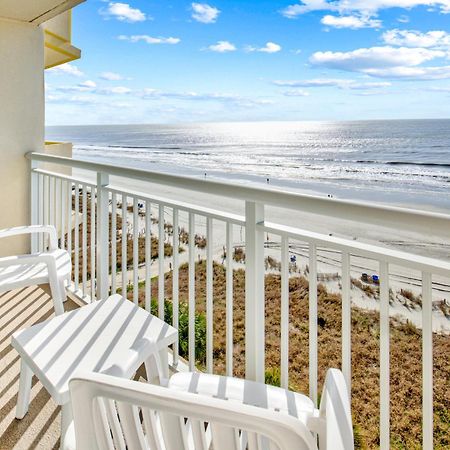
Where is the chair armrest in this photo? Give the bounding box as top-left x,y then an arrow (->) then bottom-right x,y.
0,252 -> 59,270
0,225 -> 58,251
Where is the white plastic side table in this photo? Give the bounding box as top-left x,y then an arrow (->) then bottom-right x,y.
11,294 -> 178,448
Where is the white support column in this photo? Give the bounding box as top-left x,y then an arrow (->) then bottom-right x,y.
0,19 -> 44,256
96,172 -> 110,300
244,201 -> 265,382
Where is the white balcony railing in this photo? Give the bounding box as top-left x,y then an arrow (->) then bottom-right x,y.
27,152 -> 450,450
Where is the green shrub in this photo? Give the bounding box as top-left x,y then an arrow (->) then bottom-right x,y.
265,367 -> 281,387
150,298 -> 207,365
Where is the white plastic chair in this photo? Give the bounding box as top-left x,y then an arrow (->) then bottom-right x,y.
69,371 -> 318,450
0,225 -> 71,315
168,369 -> 354,450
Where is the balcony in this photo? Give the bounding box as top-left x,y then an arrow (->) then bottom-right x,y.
1,151 -> 449,449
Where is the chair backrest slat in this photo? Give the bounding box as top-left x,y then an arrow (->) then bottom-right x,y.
93,398 -> 115,450
142,408 -> 163,450
116,402 -> 147,449
159,412 -> 188,450
103,399 -> 126,450
189,419 -> 208,450
210,423 -> 240,450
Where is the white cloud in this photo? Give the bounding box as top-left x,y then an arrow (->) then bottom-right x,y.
100,72 -> 125,81
98,86 -> 132,95
310,46 -> 445,71
139,88 -> 272,106
308,45 -> 450,80
247,42 -> 282,53
274,78 -> 391,89
363,65 -> 450,79
207,41 -> 236,52
101,2 -> 146,22
321,14 -> 381,29
191,3 -> 220,23
425,85 -> 450,92
397,14 -> 410,22
80,80 -> 97,89
118,35 -> 181,44
282,89 -> 311,96
67,95 -> 101,105
282,0 -> 331,18
55,82 -> 132,95
347,81 -> 392,89
275,78 -> 347,87
382,29 -> 450,48
47,63 -> 84,77
281,1 -> 450,18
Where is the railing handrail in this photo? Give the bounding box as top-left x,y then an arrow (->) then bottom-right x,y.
27,152 -> 450,237
33,165 -> 450,276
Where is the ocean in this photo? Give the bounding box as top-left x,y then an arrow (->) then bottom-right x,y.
46,119 -> 450,212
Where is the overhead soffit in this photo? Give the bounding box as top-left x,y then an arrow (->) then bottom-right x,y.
0,0 -> 84,24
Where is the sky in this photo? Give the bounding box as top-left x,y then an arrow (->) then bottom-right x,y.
45,0 -> 450,125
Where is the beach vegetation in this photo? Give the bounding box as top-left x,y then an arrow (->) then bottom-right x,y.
136,260 -> 449,449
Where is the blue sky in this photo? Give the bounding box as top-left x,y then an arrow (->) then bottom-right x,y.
45,0 -> 450,125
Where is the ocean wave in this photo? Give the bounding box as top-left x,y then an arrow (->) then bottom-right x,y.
356,160 -> 450,169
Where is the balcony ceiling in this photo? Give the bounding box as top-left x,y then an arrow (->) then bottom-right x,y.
0,0 -> 84,25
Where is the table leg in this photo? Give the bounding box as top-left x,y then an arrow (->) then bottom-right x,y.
158,348 -> 169,380
60,402 -> 73,450
16,359 -> 33,419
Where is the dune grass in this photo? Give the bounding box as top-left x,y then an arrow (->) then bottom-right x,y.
138,260 -> 449,449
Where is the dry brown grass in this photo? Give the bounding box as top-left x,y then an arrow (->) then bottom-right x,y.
144,261 -> 449,449
351,277 -> 379,298
233,247 -> 245,263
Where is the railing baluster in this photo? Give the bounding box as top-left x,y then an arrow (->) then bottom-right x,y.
244,201 -> 265,382
82,185 -> 88,298
122,194 -> 128,299
308,243 -> 318,406
43,175 -> 49,230
158,205 -> 165,319
38,173 -> 44,251
30,161 -> 39,253
96,173 -> 110,300
49,176 -> 55,229
172,208 -> 179,366
379,261 -> 390,450
74,183 -> 80,292
341,251 -> 352,396
280,235 -> 289,389
422,271 -> 433,450
226,221 -> 233,377
90,186 -> 96,301
144,200 -> 151,311
206,217 -> 213,374
60,180 -> 66,250
55,178 -> 62,246
188,212 -> 196,370
111,193 -> 117,295
67,182 -> 72,270
133,197 -> 139,305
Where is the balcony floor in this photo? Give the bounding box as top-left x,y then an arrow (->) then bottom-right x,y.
0,285 -> 79,450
